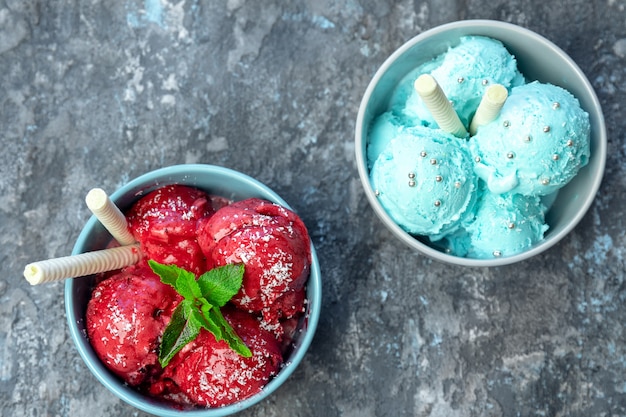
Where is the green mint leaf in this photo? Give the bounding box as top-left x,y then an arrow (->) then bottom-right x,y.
209,308 -> 252,358
193,298 -> 222,340
197,263 -> 245,307
150,260 -> 252,364
175,271 -> 203,300
148,260 -> 180,288
159,300 -> 201,368
149,260 -> 202,300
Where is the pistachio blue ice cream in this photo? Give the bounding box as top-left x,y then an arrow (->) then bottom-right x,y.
469,81 -> 591,196
370,126 -> 478,239
399,36 -> 525,129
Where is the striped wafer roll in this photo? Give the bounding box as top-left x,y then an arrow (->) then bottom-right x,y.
414,74 -> 468,138
23,244 -> 141,285
469,84 -> 508,135
85,188 -> 136,246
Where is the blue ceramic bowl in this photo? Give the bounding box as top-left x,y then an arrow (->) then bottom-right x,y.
65,164 -> 322,416
355,20 -> 607,267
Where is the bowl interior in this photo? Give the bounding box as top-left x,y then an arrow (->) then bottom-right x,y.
65,164 -> 322,417
356,20 -> 607,267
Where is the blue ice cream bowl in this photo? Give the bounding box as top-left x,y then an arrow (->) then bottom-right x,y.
65,164 -> 322,416
355,20 -> 607,267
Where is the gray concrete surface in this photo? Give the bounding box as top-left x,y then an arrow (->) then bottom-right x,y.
2,1 -> 626,416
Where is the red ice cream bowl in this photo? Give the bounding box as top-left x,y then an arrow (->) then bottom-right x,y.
355,19 -> 607,267
64,164 -> 322,417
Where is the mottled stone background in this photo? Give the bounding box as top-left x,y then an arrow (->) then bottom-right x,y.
2,0 -> 626,416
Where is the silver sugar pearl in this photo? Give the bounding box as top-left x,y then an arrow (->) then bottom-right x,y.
435,175 -> 443,182
434,200 -> 441,207
408,172 -> 416,179
552,154 -> 560,161
430,158 -> 437,165
543,126 -> 551,133
457,77 -> 465,83
482,79 -> 489,86
508,222 -> 516,230
541,178 -> 551,185
408,180 -> 416,187
454,181 -> 462,188
524,135 -> 532,142
552,102 -> 560,109
503,120 -> 511,128
566,140 -> 574,147
474,156 -> 481,163
506,152 -> 515,159
375,190 -> 380,196
493,250 -> 502,257
420,151 -> 427,157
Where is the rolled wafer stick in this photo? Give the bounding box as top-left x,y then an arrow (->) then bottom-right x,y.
85,188 -> 136,246
414,74 -> 468,138
23,243 -> 142,285
469,84 -> 508,136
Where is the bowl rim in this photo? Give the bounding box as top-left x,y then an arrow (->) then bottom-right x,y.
64,163 -> 322,416
355,19 -> 607,267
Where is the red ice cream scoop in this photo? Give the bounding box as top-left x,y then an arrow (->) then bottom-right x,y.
161,307 -> 283,407
85,264 -> 181,386
196,198 -> 311,322
126,185 -> 214,275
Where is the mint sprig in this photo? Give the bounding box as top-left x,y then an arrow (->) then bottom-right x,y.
148,260 -> 252,368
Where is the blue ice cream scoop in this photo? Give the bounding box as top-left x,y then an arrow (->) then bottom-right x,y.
469,81 -> 591,196
439,188 -> 549,258
369,125 -> 478,239
463,191 -> 549,258
400,36 -> 525,128
366,111 -> 404,169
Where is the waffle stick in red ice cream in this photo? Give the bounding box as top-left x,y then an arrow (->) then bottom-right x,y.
23,188 -> 142,285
